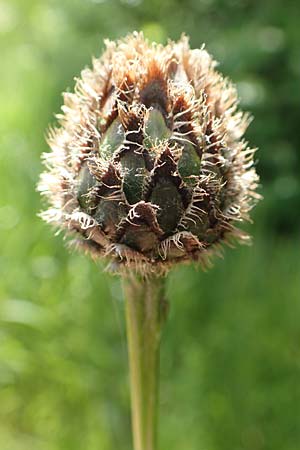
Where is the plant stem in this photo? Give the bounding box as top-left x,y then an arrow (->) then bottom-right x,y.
122,274 -> 167,450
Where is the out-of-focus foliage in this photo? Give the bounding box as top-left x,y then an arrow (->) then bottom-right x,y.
0,1 -> 299,449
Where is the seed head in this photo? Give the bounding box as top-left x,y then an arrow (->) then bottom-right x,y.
38,32 -> 260,274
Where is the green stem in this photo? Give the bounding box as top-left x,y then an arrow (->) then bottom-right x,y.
122,274 -> 167,450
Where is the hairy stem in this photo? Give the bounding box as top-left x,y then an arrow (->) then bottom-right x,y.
122,274 -> 167,450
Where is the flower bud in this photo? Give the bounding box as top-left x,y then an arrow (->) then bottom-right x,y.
39,32 -> 260,274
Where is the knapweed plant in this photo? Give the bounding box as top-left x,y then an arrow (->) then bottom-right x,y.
39,32 -> 260,450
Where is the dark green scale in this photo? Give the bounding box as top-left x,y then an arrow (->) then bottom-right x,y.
99,118 -> 125,160
150,180 -> 183,235
177,141 -> 201,185
120,151 -> 147,204
143,108 -> 171,152
93,199 -> 127,236
77,163 -> 97,212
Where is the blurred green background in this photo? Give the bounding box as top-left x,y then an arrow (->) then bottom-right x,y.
1,0 -> 300,449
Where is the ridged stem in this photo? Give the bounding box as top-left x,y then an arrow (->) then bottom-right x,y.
122,274 -> 167,450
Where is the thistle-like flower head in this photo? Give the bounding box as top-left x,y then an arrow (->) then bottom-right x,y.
39,32 -> 260,274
